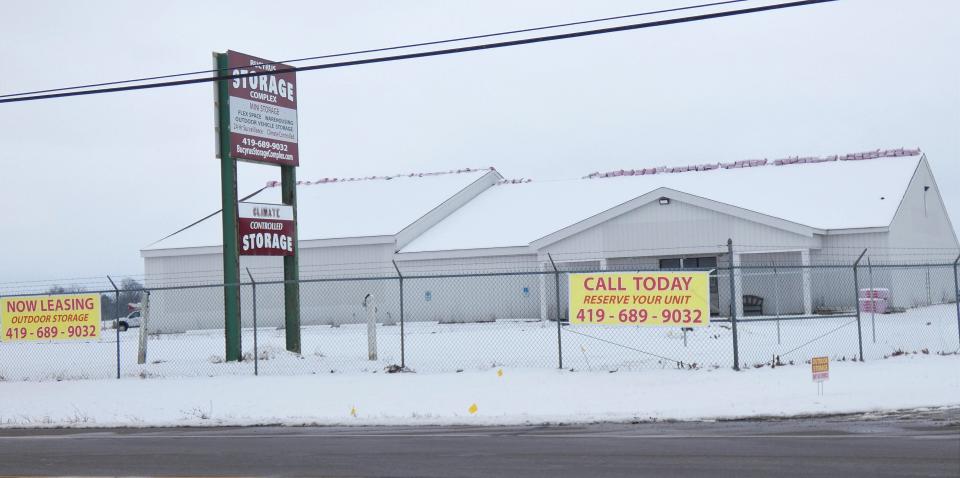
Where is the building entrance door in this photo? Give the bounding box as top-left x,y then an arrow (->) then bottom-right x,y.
659,256 -> 720,316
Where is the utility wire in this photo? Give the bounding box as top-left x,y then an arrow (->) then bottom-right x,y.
0,0 -> 754,99
0,0 -> 837,105
141,186 -> 268,249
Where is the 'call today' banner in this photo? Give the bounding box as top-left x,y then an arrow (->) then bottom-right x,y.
569,272 -> 710,326
1,293 -> 101,342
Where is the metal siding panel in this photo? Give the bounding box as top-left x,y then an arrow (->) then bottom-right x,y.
144,243 -> 400,331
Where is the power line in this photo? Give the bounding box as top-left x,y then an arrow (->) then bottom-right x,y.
0,0 -> 754,100
1,0 -> 837,105
141,186 -> 268,249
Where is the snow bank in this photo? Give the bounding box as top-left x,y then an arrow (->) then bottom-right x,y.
0,354 -> 956,428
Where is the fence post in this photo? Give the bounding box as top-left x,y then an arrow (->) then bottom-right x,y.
137,291 -> 150,365
868,257 -> 876,344
548,253 -> 562,369
726,239 -> 740,371
393,260 -> 405,370
954,254 -> 960,349
363,293 -> 377,361
246,268 -> 258,376
107,275 -> 120,379
773,264 -> 781,345
853,249 -> 866,362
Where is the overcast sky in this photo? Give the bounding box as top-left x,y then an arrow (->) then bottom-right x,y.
1,0 -> 957,284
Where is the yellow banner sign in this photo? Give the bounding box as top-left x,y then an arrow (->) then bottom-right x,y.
1,293 -> 101,342
569,272 -> 710,326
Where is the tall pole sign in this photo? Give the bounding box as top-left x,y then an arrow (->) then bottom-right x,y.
215,50 -> 301,361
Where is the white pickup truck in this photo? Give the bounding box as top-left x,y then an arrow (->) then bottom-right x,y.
114,310 -> 142,332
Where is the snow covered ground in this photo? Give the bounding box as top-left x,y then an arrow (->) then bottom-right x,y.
0,354 -> 956,428
0,303 -> 957,381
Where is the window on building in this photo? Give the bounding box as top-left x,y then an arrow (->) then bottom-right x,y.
685,257 -> 717,269
659,257 -> 717,269
659,258 -> 682,270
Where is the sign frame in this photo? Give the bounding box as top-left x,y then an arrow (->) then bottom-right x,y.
225,50 -> 299,167
568,271 -> 711,327
238,202 -> 296,256
812,356 -> 830,382
1,293 -> 101,342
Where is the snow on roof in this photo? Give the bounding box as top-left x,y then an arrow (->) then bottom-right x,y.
144,169 -> 493,251
400,154 -> 923,253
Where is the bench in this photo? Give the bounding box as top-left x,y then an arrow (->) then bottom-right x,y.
743,295 -> 764,316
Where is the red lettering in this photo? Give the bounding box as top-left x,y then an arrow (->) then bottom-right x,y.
6,300 -> 37,313
631,275 -> 694,291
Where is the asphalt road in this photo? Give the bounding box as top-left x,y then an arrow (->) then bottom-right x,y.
0,409 -> 957,477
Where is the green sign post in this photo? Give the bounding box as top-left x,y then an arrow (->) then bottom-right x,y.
282,166 -> 300,353
215,52 -> 242,361
215,50 -> 301,360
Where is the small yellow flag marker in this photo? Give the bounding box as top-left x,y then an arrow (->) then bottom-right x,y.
497,368 -> 503,377
468,403 -> 478,414
350,406 -> 357,417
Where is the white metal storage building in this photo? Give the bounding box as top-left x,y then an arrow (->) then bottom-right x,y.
142,150 -> 958,330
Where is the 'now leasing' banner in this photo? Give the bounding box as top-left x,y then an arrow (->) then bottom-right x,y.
568,272 -> 710,326
1,294 -> 101,342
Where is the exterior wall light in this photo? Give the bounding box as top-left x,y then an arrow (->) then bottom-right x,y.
658,197 -> 671,205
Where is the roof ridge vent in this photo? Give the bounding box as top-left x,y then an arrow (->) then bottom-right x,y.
775,148 -> 921,166
265,167 -> 496,188
496,178 -> 533,185
583,147 -> 921,179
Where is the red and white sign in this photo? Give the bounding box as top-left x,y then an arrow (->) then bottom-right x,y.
238,202 -> 295,256
227,51 -> 298,166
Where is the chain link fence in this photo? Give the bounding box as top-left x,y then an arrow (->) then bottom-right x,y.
1,261 -> 958,381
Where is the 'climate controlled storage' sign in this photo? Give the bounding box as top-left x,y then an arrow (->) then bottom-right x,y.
238,202 -> 295,256
1,294 -> 101,342
227,50 -> 298,166
569,272 -> 710,326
